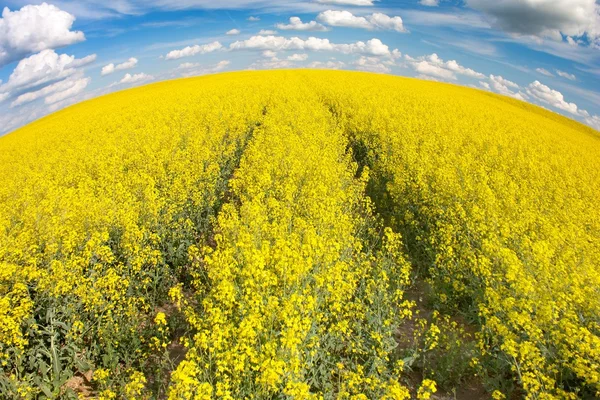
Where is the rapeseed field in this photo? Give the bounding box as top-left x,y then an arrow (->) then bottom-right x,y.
0,70 -> 598,399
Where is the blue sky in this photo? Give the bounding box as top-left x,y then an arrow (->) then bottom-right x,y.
1,0 -> 600,135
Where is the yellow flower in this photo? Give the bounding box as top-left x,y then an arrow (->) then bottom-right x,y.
417,379 -> 437,400
155,312 -> 167,326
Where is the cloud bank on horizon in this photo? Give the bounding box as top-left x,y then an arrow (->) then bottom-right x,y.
0,0 -> 600,134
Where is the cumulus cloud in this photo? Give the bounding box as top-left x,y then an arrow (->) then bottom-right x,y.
262,50 -> 278,58
489,75 -> 519,91
247,16 -> 260,21
10,73 -> 86,107
368,12 -> 407,32
555,69 -> 576,80
487,74 -> 527,100
276,16 -> 328,31
417,74 -> 441,82
45,77 -> 90,104
318,10 -> 371,30
315,0 -> 374,4
518,82 -> 600,131
0,3 -> 85,67
419,0 -> 440,5
287,53 -> 308,61
230,35 -> 392,57
164,41 -> 223,60
0,50 -> 95,98
414,60 -> 455,80
258,29 -> 277,35
120,72 -> 154,84
307,60 -> 346,69
226,28 -> 241,35
177,60 -> 230,77
177,62 -> 199,69
536,67 -> 554,77
466,0 -> 600,46
212,60 -> 231,70
101,57 -> 138,76
406,53 -> 485,81
526,80 -> 584,115
0,103 -> 45,134
444,58 -> 485,78
353,56 -> 391,73
584,115 -> 600,130
251,50 -> 306,69
249,58 -> 295,70
70,54 -> 97,68
317,10 -> 407,32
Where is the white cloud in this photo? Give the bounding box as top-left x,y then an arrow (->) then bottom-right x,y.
417,74 -> 440,82
479,81 -> 491,90
230,35 -> 392,56
45,77 -> 90,104
0,50 -> 95,98
164,41 -> 223,60
177,62 -> 200,69
226,28 -> 241,35
276,16 -> 328,31
536,67 -> 554,77
214,60 -> 230,69
248,58 -> 294,69
0,3 -> 85,67
33,1 -> 375,20
69,54 -> 97,68
402,10 -> 490,29
526,80 -> 584,115
0,103 -> 45,135
353,56 -> 391,73
250,51 -> 307,70
466,0 -> 600,46
488,74 -> 527,100
584,114 -> 600,130
177,60 -> 230,77
119,72 -> 154,84
490,75 -> 519,90
101,57 -> 138,76
307,60 -> 346,69
317,10 -> 407,32
419,0 -> 439,6
258,29 -> 277,35
555,69 -> 576,80
368,13 -> 407,32
287,53 -> 308,61
317,10 -> 371,29
415,60 -> 456,80
315,0 -> 374,5
444,58 -> 485,78
247,16 -> 260,21
11,72 -> 83,107
406,53 -> 485,81
522,82 -> 600,131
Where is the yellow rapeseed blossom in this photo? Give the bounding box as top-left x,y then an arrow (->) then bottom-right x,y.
417,379 -> 438,399
1,70 -> 598,398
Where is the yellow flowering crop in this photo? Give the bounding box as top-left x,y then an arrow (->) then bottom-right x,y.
0,70 -> 598,399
